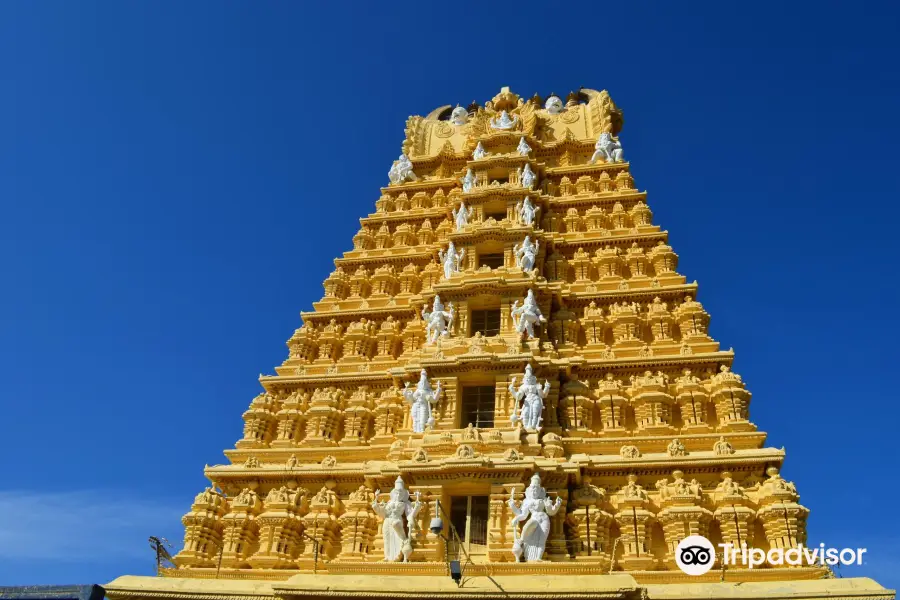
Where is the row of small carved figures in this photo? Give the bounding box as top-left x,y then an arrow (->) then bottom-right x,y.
188,469 -> 802,519
358,201 -> 652,242
373,170 -> 638,215
291,297 -> 707,348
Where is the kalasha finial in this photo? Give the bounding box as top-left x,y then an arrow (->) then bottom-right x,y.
529,92 -> 542,106
467,100 -> 480,113
566,91 -> 580,106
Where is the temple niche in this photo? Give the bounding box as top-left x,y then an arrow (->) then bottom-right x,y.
127,86 -> 870,600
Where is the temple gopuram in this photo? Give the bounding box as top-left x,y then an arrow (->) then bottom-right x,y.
107,87 -> 894,600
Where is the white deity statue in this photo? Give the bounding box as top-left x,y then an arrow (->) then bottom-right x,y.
372,476 -> 423,562
388,154 -> 418,185
439,241 -> 466,280
490,110 -> 519,130
461,169 -> 477,193
515,197 -> 540,226
450,106 -> 468,126
401,369 -> 444,433
508,473 -> 562,562
518,163 -> 536,189
589,133 -> 624,164
516,136 -> 532,156
508,364 -> 550,431
514,235 -> 539,272
511,289 -> 546,339
452,202 -> 472,231
544,95 -> 564,115
422,295 -> 455,344
473,142 -> 489,160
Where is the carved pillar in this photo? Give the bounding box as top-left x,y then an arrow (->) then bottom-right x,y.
648,242 -> 678,275
612,476 -> 658,570
237,393 -> 278,449
301,482 -> 343,563
595,373 -> 629,434
629,371 -> 676,435
609,302 -> 644,351
594,246 -> 624,284
302,387 -> 345,446
755,468 -> 809,555
175,487 -> 227,567
372,388 -> 404,444
566,477 -> 613,565
655,471 -> 713,568
248,486 -> 309,569
709,365 -> 754,432
272,390 -> 309,448
220,488 -> 262,568
286,324 -> 318,364
341,386 -> 374,446
561,377 -> 595,433
674,370 -> 712,432
713,471 -> 755,552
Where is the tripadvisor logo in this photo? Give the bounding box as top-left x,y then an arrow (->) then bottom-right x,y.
676,535 -> 715,575
675,535 -> 868,575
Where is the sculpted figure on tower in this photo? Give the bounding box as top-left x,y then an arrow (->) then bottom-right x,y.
449,106 -> 468,126
452,202 -> 472,231
511,289 -> 546,339
519,163 -> 537,189
490,110 -> 518,130
439,241 -> 466,280
508,364 -> 550,431
517,136 -> 532,156
371,476 -> 423,562
461,168 -> 477,193
401,369 -> 443,433
514,235 -> 539,272
508,473 -> 562,561
544,95 -> 563,114
422,295 -> 455,344
473,142 -> 489,160
516,196 -> 540,226
590,133 -> 624,164
388,153 -> 417,184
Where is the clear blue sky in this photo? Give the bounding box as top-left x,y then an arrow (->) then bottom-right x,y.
1,0 -> 898,589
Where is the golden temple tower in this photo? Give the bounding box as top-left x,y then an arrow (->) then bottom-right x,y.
107,88 -> 894,600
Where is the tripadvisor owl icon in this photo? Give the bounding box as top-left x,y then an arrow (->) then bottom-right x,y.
675,535 -> 715,575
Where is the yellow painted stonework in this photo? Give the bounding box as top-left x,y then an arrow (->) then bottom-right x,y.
107,88 -> 894,600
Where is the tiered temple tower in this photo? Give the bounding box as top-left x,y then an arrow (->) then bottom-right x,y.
107,87 -> 894,600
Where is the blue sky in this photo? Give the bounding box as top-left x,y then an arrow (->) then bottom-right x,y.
1,0 -> 899,589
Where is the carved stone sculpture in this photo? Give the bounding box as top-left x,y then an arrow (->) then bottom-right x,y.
371,476 -> 422,562
473,142 -> 489,160
401,369 -> 443,433
519,163 -> 537,189
461,168 -> 477,193
422,295 -> 455,344
544,95 -> 563,114
514,235 -> 539,272
508,364 -> 550,431
388,154 -> 418,185
450,106 -> 468,126
511,289 -> 546,339
516,196 -> 540,226
490,110 -> 518,130
589,133 -> 624,164
439,241 -> 466,280
517,136 -> 532,156
452,202 -> 472,231
508,473 -> 562,562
